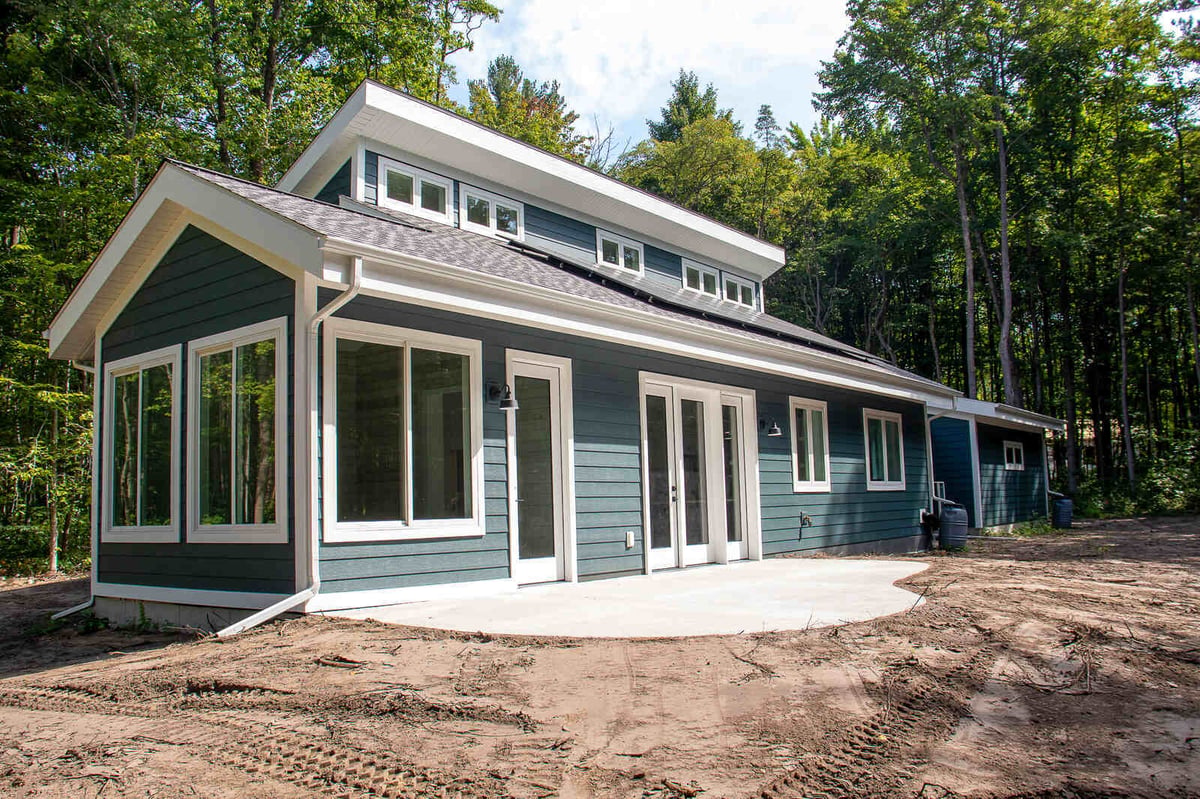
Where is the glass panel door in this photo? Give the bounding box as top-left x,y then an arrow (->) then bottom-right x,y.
678,397 -> 711,566
644,389 -> 677,571
722,401 -> 748,561
512,366 -> 563,584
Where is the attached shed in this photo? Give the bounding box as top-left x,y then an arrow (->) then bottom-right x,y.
929,399 -> 1064,532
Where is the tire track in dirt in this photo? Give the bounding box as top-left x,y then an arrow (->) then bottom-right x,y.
757,648 -> 996,799
0,685 -> 508,797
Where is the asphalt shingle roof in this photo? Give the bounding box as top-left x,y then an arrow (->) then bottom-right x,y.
172,161 -> 952,394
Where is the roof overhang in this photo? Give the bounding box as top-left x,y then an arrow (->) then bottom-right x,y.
47,163 -> 323,362
277,81 -> 786,280
934,397 -> 1065,432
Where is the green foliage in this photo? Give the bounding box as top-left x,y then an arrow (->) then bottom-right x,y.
465,55 -> 590,160
646,69 -> 734,142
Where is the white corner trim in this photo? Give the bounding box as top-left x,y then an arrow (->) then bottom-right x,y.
100,344 -> 182,544
186,316 -> 289,544
789,396 -> 832,494
304,578 -> 519,613
320,317 -> 485,544
863,408 -> 907,492
94,582 -> 290,610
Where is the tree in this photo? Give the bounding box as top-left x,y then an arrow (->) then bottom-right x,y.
465,55 -> 591,161
647,69 -> 733,142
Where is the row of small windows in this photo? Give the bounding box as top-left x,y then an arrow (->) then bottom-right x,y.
375,154 -> 760,312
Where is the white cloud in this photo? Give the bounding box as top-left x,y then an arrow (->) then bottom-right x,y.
449,0 -> 848,146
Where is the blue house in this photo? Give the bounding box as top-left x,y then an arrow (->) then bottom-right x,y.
929,399 -> 1064,532
50,81 -> 998,628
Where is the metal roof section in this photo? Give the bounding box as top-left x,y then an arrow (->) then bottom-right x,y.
276,80 -> 786,280
937,397 -> 1066,432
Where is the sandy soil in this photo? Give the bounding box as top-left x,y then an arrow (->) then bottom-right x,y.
0,516 -> 1197,799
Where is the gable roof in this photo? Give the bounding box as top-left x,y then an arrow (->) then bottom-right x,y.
275,80 -> 785,280
171,162 -> 953,397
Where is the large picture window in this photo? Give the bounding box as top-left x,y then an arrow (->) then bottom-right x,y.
187,318 -> 286,543
790,397 -> 831,493
323,319 -> 483,542
102,346 -> 180,543
863,409 -> 905,491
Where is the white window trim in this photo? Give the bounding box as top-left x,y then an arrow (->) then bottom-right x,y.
790,397 -> 831,493
101,345 -> 181,544
322,317 -> 485,543
187,317 -> 288,544
459,184 -> 524,240
595,229 -> 645,274
375,155 -> 454,227
723,273 -> 757,309
1004,440 -> 1025,471
682,258 -> 720,297
863,408 -> 906,492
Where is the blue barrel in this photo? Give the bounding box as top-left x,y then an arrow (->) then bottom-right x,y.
940,505 -> 969,549
1052,498 -> 1073,529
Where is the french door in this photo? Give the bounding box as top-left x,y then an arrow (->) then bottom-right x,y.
507,352 -> 576,585
641,375 -> 757,571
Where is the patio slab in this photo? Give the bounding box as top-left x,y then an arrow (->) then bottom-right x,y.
327,557 -> 930,638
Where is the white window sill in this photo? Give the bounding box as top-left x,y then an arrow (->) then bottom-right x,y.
866,481 -> 907,492
323,520 -> 486,544
1004,465 -> 1025,472
792,482 -> 832,494
101,526 -> 179,544
188,524 -> 287,544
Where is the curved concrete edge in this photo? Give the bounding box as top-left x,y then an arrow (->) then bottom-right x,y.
330,558 -> 932,639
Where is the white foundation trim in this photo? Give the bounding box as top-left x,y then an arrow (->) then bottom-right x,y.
94,582 -> 289,609
304,578 -> 518,613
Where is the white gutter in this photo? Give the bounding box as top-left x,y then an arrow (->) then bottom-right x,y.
216,256 -> 363,638
51,597 -> 94,620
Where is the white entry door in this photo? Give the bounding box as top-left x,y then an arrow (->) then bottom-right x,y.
508,352 -> 575,585
642,376 -> 756,571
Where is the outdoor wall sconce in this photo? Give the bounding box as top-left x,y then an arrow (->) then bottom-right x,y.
758,416 -> 782,437
487,382 -> 519,411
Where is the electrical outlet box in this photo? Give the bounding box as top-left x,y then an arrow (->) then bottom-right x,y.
625,530 -> 635,549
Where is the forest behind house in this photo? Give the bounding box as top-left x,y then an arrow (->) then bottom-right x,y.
1,0 -> 1197,572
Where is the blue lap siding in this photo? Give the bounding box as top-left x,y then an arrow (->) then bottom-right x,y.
930,417 -> 978,526
977,423 -> 1047,527
317,293 -> 931,594
97,226 -> 296,595
315,159 -> 352,205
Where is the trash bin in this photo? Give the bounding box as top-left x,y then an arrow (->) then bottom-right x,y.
1052,497 -> 1073,529
939,504 -> 969,549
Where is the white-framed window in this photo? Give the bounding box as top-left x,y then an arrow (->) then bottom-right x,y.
683,258 -> 720,297
863,409 -> 906,491
375,156 -> 454,226
790,397 -> 831,493
724,274 -> 757,309
187,318 -> 287,544
459,184 -> 524,240
1004,440 -> 1025,471
596,230 -> 644,273
322,318 -> 484,543
101,346 -> 180,543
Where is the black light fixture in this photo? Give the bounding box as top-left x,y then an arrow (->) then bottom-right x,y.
758,415 -> 783,437
487,382 -> 519,411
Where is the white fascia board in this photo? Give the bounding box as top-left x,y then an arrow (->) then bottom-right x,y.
284,81 -> 784,278
48,164 -> 325,362
954,397 -> 1065,432
276,83 -> 368,196
318,239 -> 958,405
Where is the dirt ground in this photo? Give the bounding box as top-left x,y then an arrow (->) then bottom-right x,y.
0,516 -> 1197,799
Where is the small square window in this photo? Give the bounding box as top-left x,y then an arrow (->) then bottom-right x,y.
702,272 -> 718,295
1004,441 -> 1025,471
596,230 -> 644,273
741,285 -> 754,306
685,266 -> 701,290
386,171 -> 413,204
421,181 -> 446,214
496,204 -> 520,235
466,194 -> 490,226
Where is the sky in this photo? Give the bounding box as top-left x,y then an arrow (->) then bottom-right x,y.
447,0 -> 850,153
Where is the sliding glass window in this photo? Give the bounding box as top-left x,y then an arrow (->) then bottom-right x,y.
324,319 -> 482,542
103,346 -> 179,543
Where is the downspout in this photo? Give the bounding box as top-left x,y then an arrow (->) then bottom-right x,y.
216,255 -> 364,639
922,407 -> 943,548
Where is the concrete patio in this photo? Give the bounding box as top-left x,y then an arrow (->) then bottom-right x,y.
328,557 -> 930,638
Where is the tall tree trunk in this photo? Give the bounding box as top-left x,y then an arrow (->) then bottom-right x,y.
1189,278 -> 1200,414
952,134 -> 978,399
993,111 -> 1020,407
207,0 -> 231,169
1118,265 -> 1135,490
48,408 -> 58,573
927,280 -> 943,383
